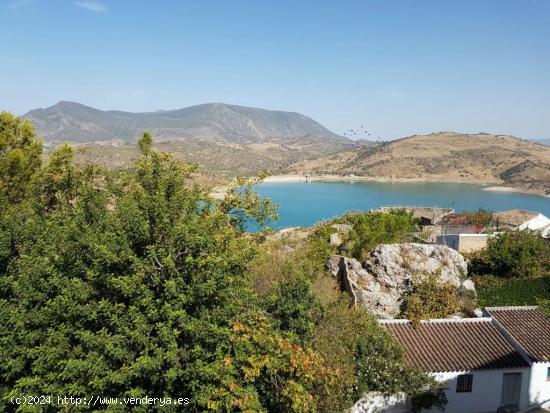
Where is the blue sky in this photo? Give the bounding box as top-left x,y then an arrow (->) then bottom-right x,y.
1,0 -> 549,140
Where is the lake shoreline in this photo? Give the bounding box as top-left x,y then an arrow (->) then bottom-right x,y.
263,174 -> 549,197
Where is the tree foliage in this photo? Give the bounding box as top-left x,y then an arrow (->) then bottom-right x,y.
461,208 -> 493,226
343,211 -> 417,260
312,299 -> 446,413
473,231 -> 550,278
0,115 -> 446,412
0,132 -> 330,412
263,274 -> 324,343
402,276 -> 465,324
0,112 -> 42,203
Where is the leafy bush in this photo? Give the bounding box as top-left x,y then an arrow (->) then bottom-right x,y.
312,298 -> 446,413
461,208 -> 493,226
343,211 -> 417,260
482,231 -> 550,278
402,276 -> 465,324
264,274 -> 323,343
475,275 -> 550,307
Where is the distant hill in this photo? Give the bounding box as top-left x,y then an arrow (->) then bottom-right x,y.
56,136 -> 363,178
288,132 -> 550,195
24,101 -> 343,144
533,138 -> 550,147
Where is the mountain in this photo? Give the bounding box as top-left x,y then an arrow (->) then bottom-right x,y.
533,138 -> 550,147
24,101 -> 343,144
287,132 -> 550,195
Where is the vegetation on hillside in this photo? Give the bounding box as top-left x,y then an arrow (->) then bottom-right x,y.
470,230 -> 550,309
470,231 -> 550,278
460,208 -> 493,226
402,277 -> 474,325
475,275 -> 550,307
0,113 -> 444,412
343,211 -> 417,260
289,132 -> 550,195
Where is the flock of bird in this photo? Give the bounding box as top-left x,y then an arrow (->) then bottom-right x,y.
343,124 -> 384,142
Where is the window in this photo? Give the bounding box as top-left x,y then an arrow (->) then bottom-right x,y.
547,367 -> 550,382
456,374 -> 473,393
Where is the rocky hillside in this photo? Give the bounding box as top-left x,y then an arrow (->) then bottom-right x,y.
25,101 -> 342,143
288,132 -> 550,194
58,135 -> 362,177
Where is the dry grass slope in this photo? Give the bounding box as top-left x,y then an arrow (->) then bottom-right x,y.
288,132 -> 550,195
55,136 -> 362,178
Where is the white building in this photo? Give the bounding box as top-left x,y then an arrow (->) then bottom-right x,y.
492,209 -> 550,232
377,307 -> 550,413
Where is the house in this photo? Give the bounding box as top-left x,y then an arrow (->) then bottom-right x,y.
436,233 -> 494,253
487,307 -> 550,408
379,307 -> 550,413
492,209 -> 550,232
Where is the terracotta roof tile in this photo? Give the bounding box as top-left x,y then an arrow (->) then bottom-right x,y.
383,319 -> 529,372
487,307 -> 550,362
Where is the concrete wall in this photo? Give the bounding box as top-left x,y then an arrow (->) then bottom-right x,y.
529,362 -> 550,407
436,234 -> 491,253
426,368 -> 531,413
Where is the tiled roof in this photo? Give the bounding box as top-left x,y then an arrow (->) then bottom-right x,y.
383,319 -> 529,372
492,209 -> 539,227
487,307 -> 550,362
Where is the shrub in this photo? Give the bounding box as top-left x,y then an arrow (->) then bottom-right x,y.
462,208 -> 493,226
485,231 -> 550,277
312,298 -> 446,412
264,274 -> 323,343
402,276 -> 465,324
343,211 -> 417,260
474,275 -> 550,307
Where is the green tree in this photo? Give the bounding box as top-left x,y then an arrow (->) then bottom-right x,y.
219,172 -> 278,230
137,131 -> 153,155
264,274 -> 323,343
0,112 -> 43,203
0,137 -> 332,412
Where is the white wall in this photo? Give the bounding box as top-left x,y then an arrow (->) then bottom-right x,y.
436,234 -> 491,253
426,368 -> 531,413
529,362 -> 550,407
520,214 -> 550,231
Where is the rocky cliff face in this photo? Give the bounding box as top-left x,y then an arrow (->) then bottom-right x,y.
327,243 -> 474,319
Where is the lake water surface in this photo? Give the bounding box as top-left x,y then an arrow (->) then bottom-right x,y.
256,181 -> 550,229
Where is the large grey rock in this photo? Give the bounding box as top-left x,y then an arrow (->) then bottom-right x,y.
327,243 -> 474,319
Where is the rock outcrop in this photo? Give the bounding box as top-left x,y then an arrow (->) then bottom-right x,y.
326,243 -> 474,319
352,392 -> 408,413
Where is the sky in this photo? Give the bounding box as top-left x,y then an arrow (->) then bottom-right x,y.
1,0 -> 550,140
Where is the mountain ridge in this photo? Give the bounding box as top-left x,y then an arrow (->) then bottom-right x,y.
24,101 -> 343,144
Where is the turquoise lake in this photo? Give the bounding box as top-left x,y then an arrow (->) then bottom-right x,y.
255,181 -> 550,229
